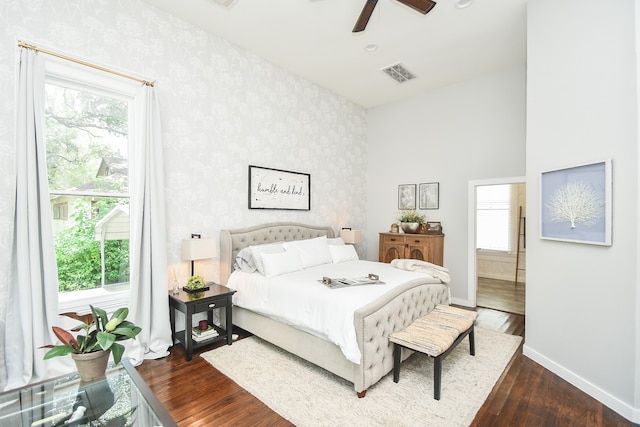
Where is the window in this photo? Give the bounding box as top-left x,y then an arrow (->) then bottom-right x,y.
476,184 -> 513,252
43,57 -> 139,311
52,202 -> 68,220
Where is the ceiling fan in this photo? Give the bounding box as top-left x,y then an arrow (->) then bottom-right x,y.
353,0 -> 437,32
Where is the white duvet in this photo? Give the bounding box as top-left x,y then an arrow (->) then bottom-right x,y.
226,260 -> 444,364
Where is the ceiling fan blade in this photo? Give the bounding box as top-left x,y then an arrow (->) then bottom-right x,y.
353,0 -> 379,33
396,0 -> 437,15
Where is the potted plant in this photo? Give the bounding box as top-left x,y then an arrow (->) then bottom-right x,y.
42,305 -> 141,381
184,274 -> 209,293
396,210 -> 426,234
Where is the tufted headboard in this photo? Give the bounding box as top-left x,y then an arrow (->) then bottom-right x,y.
219,222 -> 335,285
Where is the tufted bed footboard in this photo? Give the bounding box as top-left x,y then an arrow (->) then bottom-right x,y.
354,279 -> 449,395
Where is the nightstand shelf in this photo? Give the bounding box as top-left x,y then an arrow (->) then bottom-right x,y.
168,283 -> 236,361
175,326 -> 222,348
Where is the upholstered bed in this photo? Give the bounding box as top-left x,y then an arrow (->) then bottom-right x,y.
219,222 -> 449,397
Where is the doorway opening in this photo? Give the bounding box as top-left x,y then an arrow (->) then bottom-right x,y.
467,177 -> 525,315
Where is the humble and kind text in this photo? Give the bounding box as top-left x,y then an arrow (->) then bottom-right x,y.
257,182 -> 305,196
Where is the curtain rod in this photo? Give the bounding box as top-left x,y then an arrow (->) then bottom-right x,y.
18,41 -> 154,87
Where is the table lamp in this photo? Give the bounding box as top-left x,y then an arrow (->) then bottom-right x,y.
340,228 -> 362,245
182,235 -> 218,276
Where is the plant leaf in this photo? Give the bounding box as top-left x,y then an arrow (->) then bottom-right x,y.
43,345 -> 76,359
111,307 -> 128,323
91,305 -> 109,331
97,331 -> 116,350
111,322 -> 142,339
69,324 -> 87,332
111,343 -> 125,365
51,326 -> 79,351
60,312 -> 93,326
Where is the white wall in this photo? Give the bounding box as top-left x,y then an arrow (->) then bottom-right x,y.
365,66 -> 526,303
525,0 -> 639,421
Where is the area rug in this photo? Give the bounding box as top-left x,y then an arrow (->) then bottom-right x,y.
201,327 -> 522,426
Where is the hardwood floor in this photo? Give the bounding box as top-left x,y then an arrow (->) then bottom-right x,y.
137,309 -> 636,426
476,277 -> 525,315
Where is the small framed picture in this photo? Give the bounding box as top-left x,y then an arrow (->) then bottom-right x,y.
419,182 -> 439,210
398,184 -> 416,210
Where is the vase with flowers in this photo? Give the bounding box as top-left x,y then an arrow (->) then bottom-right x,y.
184,274 -> 209,293
396,209 -> 426,234
42,305 -> 142,381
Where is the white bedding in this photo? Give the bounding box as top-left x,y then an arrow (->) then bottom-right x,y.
226,260 -> 444,364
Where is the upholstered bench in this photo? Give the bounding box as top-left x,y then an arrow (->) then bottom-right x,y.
389,304 -> 478,400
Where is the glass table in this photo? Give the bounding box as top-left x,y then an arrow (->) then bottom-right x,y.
0,359 -> 176,427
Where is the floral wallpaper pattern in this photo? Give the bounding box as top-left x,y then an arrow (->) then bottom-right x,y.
0,0 -> 367,388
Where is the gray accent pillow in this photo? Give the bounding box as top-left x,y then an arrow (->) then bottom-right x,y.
233,247 -> 257,273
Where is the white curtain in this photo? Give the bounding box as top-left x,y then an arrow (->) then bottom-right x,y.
4,48 -> 72,391
127,84 -> 172,364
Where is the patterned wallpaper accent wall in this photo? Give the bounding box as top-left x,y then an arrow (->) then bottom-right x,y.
0,0 -> 367,289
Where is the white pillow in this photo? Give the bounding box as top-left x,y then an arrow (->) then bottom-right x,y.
329,245 -> 359,263
282,236 -> 332,269
261,251 -> 303,278
327,237 -> 345,246
250,242 -> 285,275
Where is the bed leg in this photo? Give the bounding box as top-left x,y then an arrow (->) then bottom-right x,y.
357,390 -> 367,398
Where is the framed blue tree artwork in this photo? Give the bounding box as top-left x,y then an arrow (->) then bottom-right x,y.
540,159 -> 612,245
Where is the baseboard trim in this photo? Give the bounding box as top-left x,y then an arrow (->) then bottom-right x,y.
450,297 -> 472,307
478,273 -> 526,283
523,344 -> 640,423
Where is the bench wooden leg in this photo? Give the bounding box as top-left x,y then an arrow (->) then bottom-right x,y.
433,325 -> 475,400
393,343 -> 401,383
434,355 -> 442,400
391,322 -> 477,400
469,326 -> 476,356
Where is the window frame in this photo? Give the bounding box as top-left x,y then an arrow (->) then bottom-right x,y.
43,56 -> 139,314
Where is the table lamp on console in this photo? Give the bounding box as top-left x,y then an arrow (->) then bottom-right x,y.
181,234 -> 217,292
340,228 -> 362,245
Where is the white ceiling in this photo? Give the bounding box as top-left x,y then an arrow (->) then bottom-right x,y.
143,0 -> 527,108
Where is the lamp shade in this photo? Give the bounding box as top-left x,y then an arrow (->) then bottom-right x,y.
340,229 -> 362,244
181,237 -> 218,261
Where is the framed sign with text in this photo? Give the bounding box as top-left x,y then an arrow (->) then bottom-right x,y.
248,165 -> 311,210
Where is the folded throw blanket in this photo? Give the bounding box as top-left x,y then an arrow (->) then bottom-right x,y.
390,259 -> 450,284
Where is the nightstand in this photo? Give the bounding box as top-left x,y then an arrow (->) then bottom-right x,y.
168,283 -> 236,361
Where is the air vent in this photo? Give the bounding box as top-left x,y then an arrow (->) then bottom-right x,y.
381,63 -> 416,83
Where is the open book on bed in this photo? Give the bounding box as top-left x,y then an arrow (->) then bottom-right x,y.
320,275 -> 384,288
